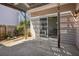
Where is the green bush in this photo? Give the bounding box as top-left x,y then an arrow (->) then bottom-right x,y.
14,20 -> 30,36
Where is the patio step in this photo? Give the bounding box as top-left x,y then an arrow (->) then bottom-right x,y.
0,37 -> 33,47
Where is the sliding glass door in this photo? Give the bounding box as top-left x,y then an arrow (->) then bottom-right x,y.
48,16 -> 57,38
40,18 -> 48,37
40,16 -> 57,38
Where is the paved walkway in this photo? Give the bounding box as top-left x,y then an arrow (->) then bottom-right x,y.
0,38 -> 79,56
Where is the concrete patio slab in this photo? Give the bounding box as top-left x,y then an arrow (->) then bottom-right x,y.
0,38 -> 78,56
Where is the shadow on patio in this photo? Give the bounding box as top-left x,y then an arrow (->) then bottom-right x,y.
0,38 -> 79,56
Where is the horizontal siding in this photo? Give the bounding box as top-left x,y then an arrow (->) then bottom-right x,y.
31,13 -> 76,45
31,18 -> 40,39
60,16 -> 76,45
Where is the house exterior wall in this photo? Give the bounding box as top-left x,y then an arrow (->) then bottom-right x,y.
31,11 -> 76,45
75,3 -> 79,48
30,4 -> 79,48
60,15 -> 76,45
0,4 -> 19,26
31,17 -> 40,39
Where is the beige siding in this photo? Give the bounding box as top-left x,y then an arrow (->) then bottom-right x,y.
74,3 -> 79,48
60,15 -> 76,45
31,17 -> 40,39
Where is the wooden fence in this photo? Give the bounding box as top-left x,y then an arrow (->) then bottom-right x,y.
0,25 -> 16,41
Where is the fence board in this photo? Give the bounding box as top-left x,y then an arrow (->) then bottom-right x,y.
0,25 -> 16,41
